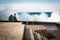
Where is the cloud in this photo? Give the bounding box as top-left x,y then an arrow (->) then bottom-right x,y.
0,3 -> 60,22
17,12 -> 34,21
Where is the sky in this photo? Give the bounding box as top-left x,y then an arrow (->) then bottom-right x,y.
0,0 -> 60,4
0,0 -> 60,22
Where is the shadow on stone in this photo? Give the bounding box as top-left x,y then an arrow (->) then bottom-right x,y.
47,32 -> 56,39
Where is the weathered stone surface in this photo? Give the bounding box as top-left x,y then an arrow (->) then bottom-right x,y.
27,25 -> 46,30
0,22 -> 25,40
33,32 -> 41,40
27,25 -> 47,37
23,26 -> 34,40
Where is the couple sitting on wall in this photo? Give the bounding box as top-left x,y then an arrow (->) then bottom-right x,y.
8,14 -> 18,22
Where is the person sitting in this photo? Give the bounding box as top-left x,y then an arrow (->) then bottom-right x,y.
8,14 -> 12,22
12,14 -> 18,22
